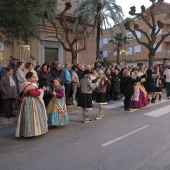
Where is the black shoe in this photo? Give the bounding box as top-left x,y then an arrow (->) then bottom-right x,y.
9,113 -> 16,117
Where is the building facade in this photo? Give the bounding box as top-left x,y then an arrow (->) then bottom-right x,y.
100,2 -> 170,67
0,0 -> 97,67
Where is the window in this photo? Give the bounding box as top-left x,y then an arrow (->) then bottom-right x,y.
99,39 -> 103,48
103,50 -> 108,58
127,32 -> 133,40
154,44 -> 162,52
126,47 -> 132,55
109,50 -> 112,54
99,51 -> 103,58
103,37 -> 108,45
20,45 -> 30,62
113,51 -> 117,56
0,43 -> 4,50
135,31 -> 141,39
134,45 -> 141,54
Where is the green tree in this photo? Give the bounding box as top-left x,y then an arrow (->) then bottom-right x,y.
124,0 -> 170,67
74,0 -> 124,60
0,0 -> 56,45
110,33 -> 129,65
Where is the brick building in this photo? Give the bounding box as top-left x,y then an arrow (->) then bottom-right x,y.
0,0 -> 97,67
100,2 -> 170,67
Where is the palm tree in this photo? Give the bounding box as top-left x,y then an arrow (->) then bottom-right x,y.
74,0 -> 124,60
110,33 -> 129,65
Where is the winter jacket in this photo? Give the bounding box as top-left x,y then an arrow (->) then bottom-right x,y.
121,77 -> 136,96
15,68 -> 26,93
0,74 -> 18,99
63,68 -> 72,84
80,76 -> 99,94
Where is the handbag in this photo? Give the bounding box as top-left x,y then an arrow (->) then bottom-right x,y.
46,96 -> 57,114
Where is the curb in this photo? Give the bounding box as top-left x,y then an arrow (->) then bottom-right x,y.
0,106 -> 79,127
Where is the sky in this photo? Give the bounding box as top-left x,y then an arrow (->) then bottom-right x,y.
116,0 -> 169,18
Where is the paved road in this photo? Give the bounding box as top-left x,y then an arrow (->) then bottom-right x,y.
1,95 -> 170,170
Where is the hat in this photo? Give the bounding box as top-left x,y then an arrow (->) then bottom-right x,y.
12,58 -> 18,61
83,70 -> 91,75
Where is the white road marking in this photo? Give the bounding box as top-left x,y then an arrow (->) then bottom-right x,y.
144,105 -> 170,117
101,125 -> 149,147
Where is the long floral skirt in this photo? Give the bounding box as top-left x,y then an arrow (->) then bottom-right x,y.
16,96 -> 48,137
47,98 -> 69,126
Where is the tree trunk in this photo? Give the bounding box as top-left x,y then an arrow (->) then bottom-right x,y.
117,46 -> 120,65
96,23 -> 100,60
148,52 -> 154,67
72,51 -> 77,65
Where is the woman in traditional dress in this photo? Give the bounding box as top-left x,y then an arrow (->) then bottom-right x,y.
131,82 -> 148,108
47,78 -> 69,126
131,70 -> 148,108
95,70 -> 111,120
16,72 -> 48,137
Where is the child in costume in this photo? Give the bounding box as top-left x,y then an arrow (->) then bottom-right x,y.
95,70 -> 111,120
78,70 -> 100,123
155,74 -> 165,101
47,78 -> 69,126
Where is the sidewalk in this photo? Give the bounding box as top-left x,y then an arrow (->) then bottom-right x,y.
0,105 -> 79,127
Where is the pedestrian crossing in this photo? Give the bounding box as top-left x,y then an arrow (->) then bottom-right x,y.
100,99 -> 170,118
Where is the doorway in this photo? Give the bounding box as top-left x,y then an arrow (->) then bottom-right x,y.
45,47 -> 58,64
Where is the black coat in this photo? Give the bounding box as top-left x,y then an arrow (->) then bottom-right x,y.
77,69 -> 84,80
112,74 -> 120,93
121,77 -> 136,96
106,74 -> 112,91
38,71 -> 53,89
50,69 -> 64,85
145,74 -> 156,93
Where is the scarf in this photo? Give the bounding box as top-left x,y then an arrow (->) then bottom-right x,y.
8,75 -> 16,87
42,70 -> 49,75
23,82 -> 38,94
136,82 -> 147,98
